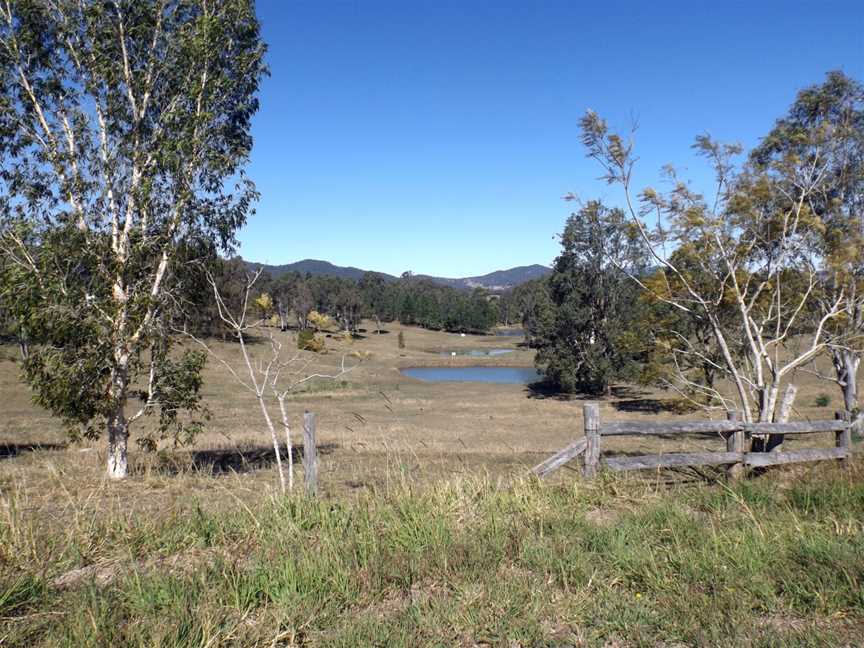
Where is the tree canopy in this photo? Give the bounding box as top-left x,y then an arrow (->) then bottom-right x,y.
533,201 -> 649,394
566,70 -> 863,423
0,0 -> 266,477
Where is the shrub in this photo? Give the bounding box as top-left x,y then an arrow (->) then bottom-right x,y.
814,393 -> 831,407
308,310 -> 335,332
297,329 -> 325,352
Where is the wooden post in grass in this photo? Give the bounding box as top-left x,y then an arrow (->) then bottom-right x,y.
835,411 -> 851,463
583,402 -> 600,479
726,410 -> 744,480
303,411 -> 318,496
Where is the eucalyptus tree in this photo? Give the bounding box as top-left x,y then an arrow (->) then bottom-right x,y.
0,0 -> 266,478
358,271 -> 390,333
535,201 -> 648,394
291,281 -> 314,330
511,277 -> 554,348
639,243 -> 742,403
334,284 -> 363,333
751,71 -> 864,421
578,74 -> 854,423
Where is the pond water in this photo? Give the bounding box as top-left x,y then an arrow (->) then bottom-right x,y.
400,366 -> 541,384
438,349 -> 514,357
495,328 -> 524,337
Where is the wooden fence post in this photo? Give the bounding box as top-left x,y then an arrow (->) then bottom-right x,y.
835,411 -> 851,463
726,410 -> 744,480
583,402 -> 600,479
303,411 -> 318,496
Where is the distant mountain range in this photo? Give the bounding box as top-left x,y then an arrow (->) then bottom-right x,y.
244,258 -> 551,291
413,265 -> 551,291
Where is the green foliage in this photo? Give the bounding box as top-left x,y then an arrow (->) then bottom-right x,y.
359,271 -> 390,328
0,0 -> 266,465
134,347 -> 210,452
575,72 -> 864,420
297,329 -> 324,353
534,201 -> 649,394
815,393 -> 832,408
297,329 -> 314,350
5,224 -> 116,436
638,244 -> 744,399
258,269 -> 503,336
498,277 -> 551,340
750,71 -> 864,415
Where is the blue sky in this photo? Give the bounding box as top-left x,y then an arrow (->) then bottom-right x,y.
240,0 -> 864,277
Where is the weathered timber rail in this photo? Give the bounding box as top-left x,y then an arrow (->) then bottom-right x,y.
533,402 -> 853,479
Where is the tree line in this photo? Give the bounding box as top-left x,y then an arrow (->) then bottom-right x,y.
198,261 -> 501,337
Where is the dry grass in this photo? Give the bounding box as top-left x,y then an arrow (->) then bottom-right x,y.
1,323 -> 863,645
1,320 -> 860,513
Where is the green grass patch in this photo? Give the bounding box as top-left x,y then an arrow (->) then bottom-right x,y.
1,465 -> 863,646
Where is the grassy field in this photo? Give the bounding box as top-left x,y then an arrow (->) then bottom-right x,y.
2,320 -> 856,501
1,321 -> 863,645
2,466 -> 863,646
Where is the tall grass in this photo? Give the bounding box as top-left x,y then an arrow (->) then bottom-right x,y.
1,464 -> 863,646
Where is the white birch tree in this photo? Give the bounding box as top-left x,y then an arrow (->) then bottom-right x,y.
578,85 -> 852,426
180,268 -> 361,493
0,0 -> 266,478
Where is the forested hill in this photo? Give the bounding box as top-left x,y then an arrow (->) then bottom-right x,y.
245,259 -> 387,282
244,258 -> 550,291
415,264 -> 551,291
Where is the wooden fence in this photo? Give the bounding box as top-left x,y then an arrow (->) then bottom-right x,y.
533,402 -> 853,479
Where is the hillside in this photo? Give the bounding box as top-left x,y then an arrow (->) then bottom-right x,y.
244,258 -> 389,282
416,264 -> 551,291
245,258 -> 550,290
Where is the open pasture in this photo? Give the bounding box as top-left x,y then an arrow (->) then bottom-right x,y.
1,320 -> 858,513
2,322 -> 863,646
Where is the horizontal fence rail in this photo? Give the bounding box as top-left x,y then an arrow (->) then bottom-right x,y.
600,420 -> 849,436
532,400 -> 854,479
602,447 -> 849,472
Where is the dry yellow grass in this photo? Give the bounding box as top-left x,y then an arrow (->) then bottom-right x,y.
2,324 -> 863,646
0,320 -> 858,517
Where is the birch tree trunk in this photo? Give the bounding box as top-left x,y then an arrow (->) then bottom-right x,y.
255,392 -> 286,493
832,349 -> 860,415
106,364 -> 130,479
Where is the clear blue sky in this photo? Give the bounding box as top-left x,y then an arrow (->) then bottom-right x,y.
239,0 -> 864,277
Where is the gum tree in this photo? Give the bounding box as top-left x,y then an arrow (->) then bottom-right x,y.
535,200 -> 648,394
578,75 -> 852,424
0,0 -> 266,478
751,71 -> 864,422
